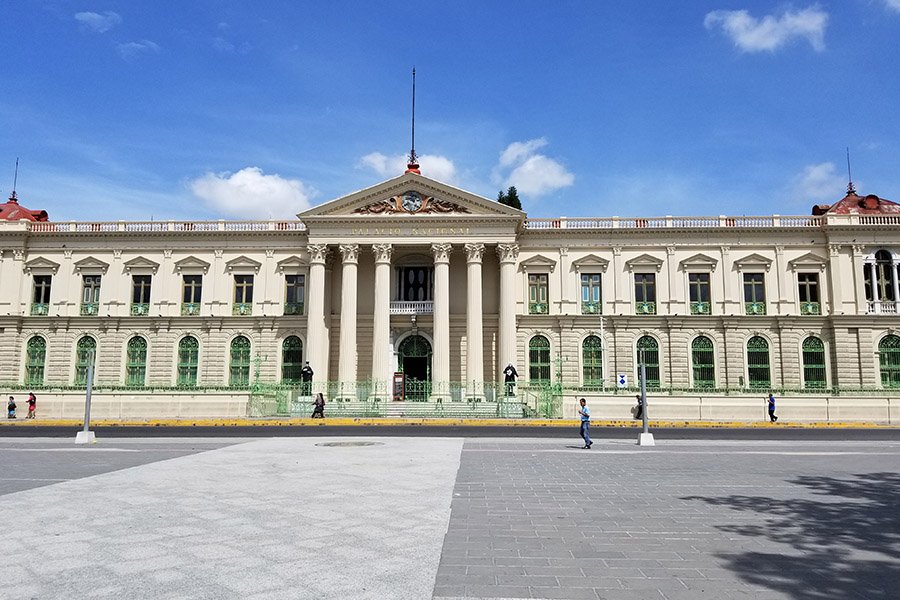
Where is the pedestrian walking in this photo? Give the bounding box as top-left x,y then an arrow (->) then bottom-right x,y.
634,394 -> 644,420
300,361 -> 314,396
503,363 -> 518,397
767,393 -> 778,423
26,392 -> 37,419
311,392 -> 326,418
578,398 -> 592,449
7,396 -> 16,419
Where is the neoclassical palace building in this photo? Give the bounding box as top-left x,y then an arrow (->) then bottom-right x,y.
2,168 -> 900,421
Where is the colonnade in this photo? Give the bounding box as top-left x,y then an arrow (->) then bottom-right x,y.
303,242 -> 520,399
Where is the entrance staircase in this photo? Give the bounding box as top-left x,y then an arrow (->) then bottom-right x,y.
287,398 -> 526,419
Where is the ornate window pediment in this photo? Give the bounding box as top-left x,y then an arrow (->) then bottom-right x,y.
174,256 -> 211,275
571,254 -> 609,272
734,253 -> 773,272
225,255 -> 262,274
789,252 -> 828,272
123,256 -> 160,275
24,257 -> 60,275
277,256 -> 308,274
679,253 -> 718,272
625,253 -> 664,272
73,257 -> 109,275
520,254 -> 557,272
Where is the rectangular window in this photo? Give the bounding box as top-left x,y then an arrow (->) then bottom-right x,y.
580,273 -> 601,314
397,267 -> 433,301
688,273 -> 711,314
743,273 -> 766,315
285,274 -> 305,315
233,275 -> 254,315
528,274 -> 549,314
634,273 -> 656,314
81,275 -> 101,315
131,275 -> 151,316
31,275 -> 51,315
798,273 -> 821,315
182,275 -> 202,316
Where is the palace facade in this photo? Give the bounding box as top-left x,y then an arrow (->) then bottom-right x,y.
2,170 -> 900,421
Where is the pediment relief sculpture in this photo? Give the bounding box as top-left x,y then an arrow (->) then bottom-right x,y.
353,191 -> 471,215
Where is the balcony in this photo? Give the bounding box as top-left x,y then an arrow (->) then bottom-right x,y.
690,301 -> 711,315
635,301 -> 656,315
80,302 -> 99,316
130,303 -> 150,316
528,302 -> 549,315
30,303 -> 49,316
181,302 -> 200,316
868,301 -> 898,314
232,302 -> 253,316
390,301 -> 433,315
745,302 -> 766,315
581,301 -> 601,315
284,302 -> 304,315
800,302 -> 821,316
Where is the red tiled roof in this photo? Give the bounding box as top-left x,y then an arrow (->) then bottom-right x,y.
811,191 -> 900,216
0,194 -> 49,222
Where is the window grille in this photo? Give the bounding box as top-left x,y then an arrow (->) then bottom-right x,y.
177,336 -> 199,387
126,337 -> 147,387
282,336 -> 304,383
528,335 -> 551,384
746,336 -> 771,389
636,335 -> 660,388
230,336 -> 251,387
878,334 -> 900,388
75,336 -> 96,385
582,335 -> 603,388
691,336 -> 715,388
25,336 -> 46,386
802,337 -> 827,388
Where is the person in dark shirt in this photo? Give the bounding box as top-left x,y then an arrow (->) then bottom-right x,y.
300,362 -> 314,396
7,396 -> 16,419
503,364 -> 518,396
768,393 -> 778,422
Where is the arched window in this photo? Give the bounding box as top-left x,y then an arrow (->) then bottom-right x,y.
126,337 -> 148,387
25,336 -> 46,386
230,336 -> 251,387
582,335 -> 603,388
802,337 -> 827,389
177,336 -> 199,387
282,336 -> 304,383
691,336 -> 715,389
528,335 -> 551,385
878,335 -> 900,388
746,336 -> 771,389
865,250 -> 896,303
75,336 -> 97,386
636,336 -> 660,388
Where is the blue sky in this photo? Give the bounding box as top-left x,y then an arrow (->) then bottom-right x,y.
2,1 -> 899,221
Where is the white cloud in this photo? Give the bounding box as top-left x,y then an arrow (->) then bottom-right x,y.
74,11 -> 122,33
189,167 -> 316,218
704,6 -> 828,52
117,40 -> 160,60
359,152 -> 457,183
493,138 -> 574,197
887,0 -> 900,12
790,162 -> 848,202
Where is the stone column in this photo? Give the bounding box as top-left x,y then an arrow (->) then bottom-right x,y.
431,243 -> 453,399
497,243 -> 519,380
465,243 -> 485,399
337,244 -> 360,398
371,244 -> 393,399
306,244 -> 329,383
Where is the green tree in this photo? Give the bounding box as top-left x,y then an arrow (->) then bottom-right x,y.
497,186 -> 522,210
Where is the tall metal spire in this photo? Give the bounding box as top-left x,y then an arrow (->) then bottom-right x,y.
406,68 -> 421,174
846,147 -> 856,195
9,157 -> 19,202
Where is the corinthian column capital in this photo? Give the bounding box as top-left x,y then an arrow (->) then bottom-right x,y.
464,243 -> 485,263
307,243 -> 330,264
372,243 -> 394,264
496,243 -> 520,264
339,244 -> 360,264
431,243 -> 453,264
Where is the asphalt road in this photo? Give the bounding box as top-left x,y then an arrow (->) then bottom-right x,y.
3,424 -> 899,440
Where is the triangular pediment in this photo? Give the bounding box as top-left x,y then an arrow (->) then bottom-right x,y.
789,252 -> 828,271
520,254 -> 558,272
298,172 -> 525,219
277,255 -> 308,273
625,253 -> 664,272
225,255 -> 262,274
123,256 -> 160,274
24,257 -> 60,275
679,253 -> 718,271
571,254 -> 609,272
174,256 -> 211,274
73,256 -> 109,274
734,253 -> 773,272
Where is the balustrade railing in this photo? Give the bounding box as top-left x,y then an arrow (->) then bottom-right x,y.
26,220 -> 307,233
130,303 -> 150,316
30,303 -> 49,316
745,301 -> 767,315
581,301 -> 601,315
80,302 -> 99,316
529,302 -> 549,315
283,302 -> 304,315
800,302 -> 821,315
181,302 -> 200,316
635,301 -> 656,315
867,301 -> 898,314
232,302 -> 253,316
389,301 -> 433,315
690,301 -> 711,315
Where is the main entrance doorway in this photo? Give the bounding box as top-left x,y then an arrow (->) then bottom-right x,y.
398,335 -> 432,401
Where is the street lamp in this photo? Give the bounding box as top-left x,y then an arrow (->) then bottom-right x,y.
637,348 -> 655,446
75,350 -> 96,444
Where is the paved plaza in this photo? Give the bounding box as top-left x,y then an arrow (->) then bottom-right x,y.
0,434 -> 898,599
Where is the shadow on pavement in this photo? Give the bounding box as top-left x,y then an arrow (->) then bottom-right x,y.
683,473 -> 900,599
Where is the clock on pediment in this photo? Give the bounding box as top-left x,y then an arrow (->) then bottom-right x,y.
401,191 -> 424,213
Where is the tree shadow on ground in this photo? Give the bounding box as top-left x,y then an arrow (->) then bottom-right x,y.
682,472 -> 900,600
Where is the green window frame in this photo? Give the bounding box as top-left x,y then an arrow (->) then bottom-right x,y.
634,273 -> 656,314
688,273 -> 711,314
182,275 -> 202,315
282,336 -> 304,383
32,275 -> 52,315
691,336 -> 715,389
233,275 -> 254,315
580,274 -> 602,314
878,335 -> 900,388
528,274 -> 549,314
582,335 -> 603,388
75,336 -> 97,385
743,273 -> 766,315
81,275 -> 101,315
284,275 -> 305,315
802,337 -> 827,389
528,335 -> 551,385
746,336 -> 771,389
636,335 -> 660,388
229,335 -> 251,387
25,336 -> 46,386
177,336 -> 199,387
125,337 -> 148,387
